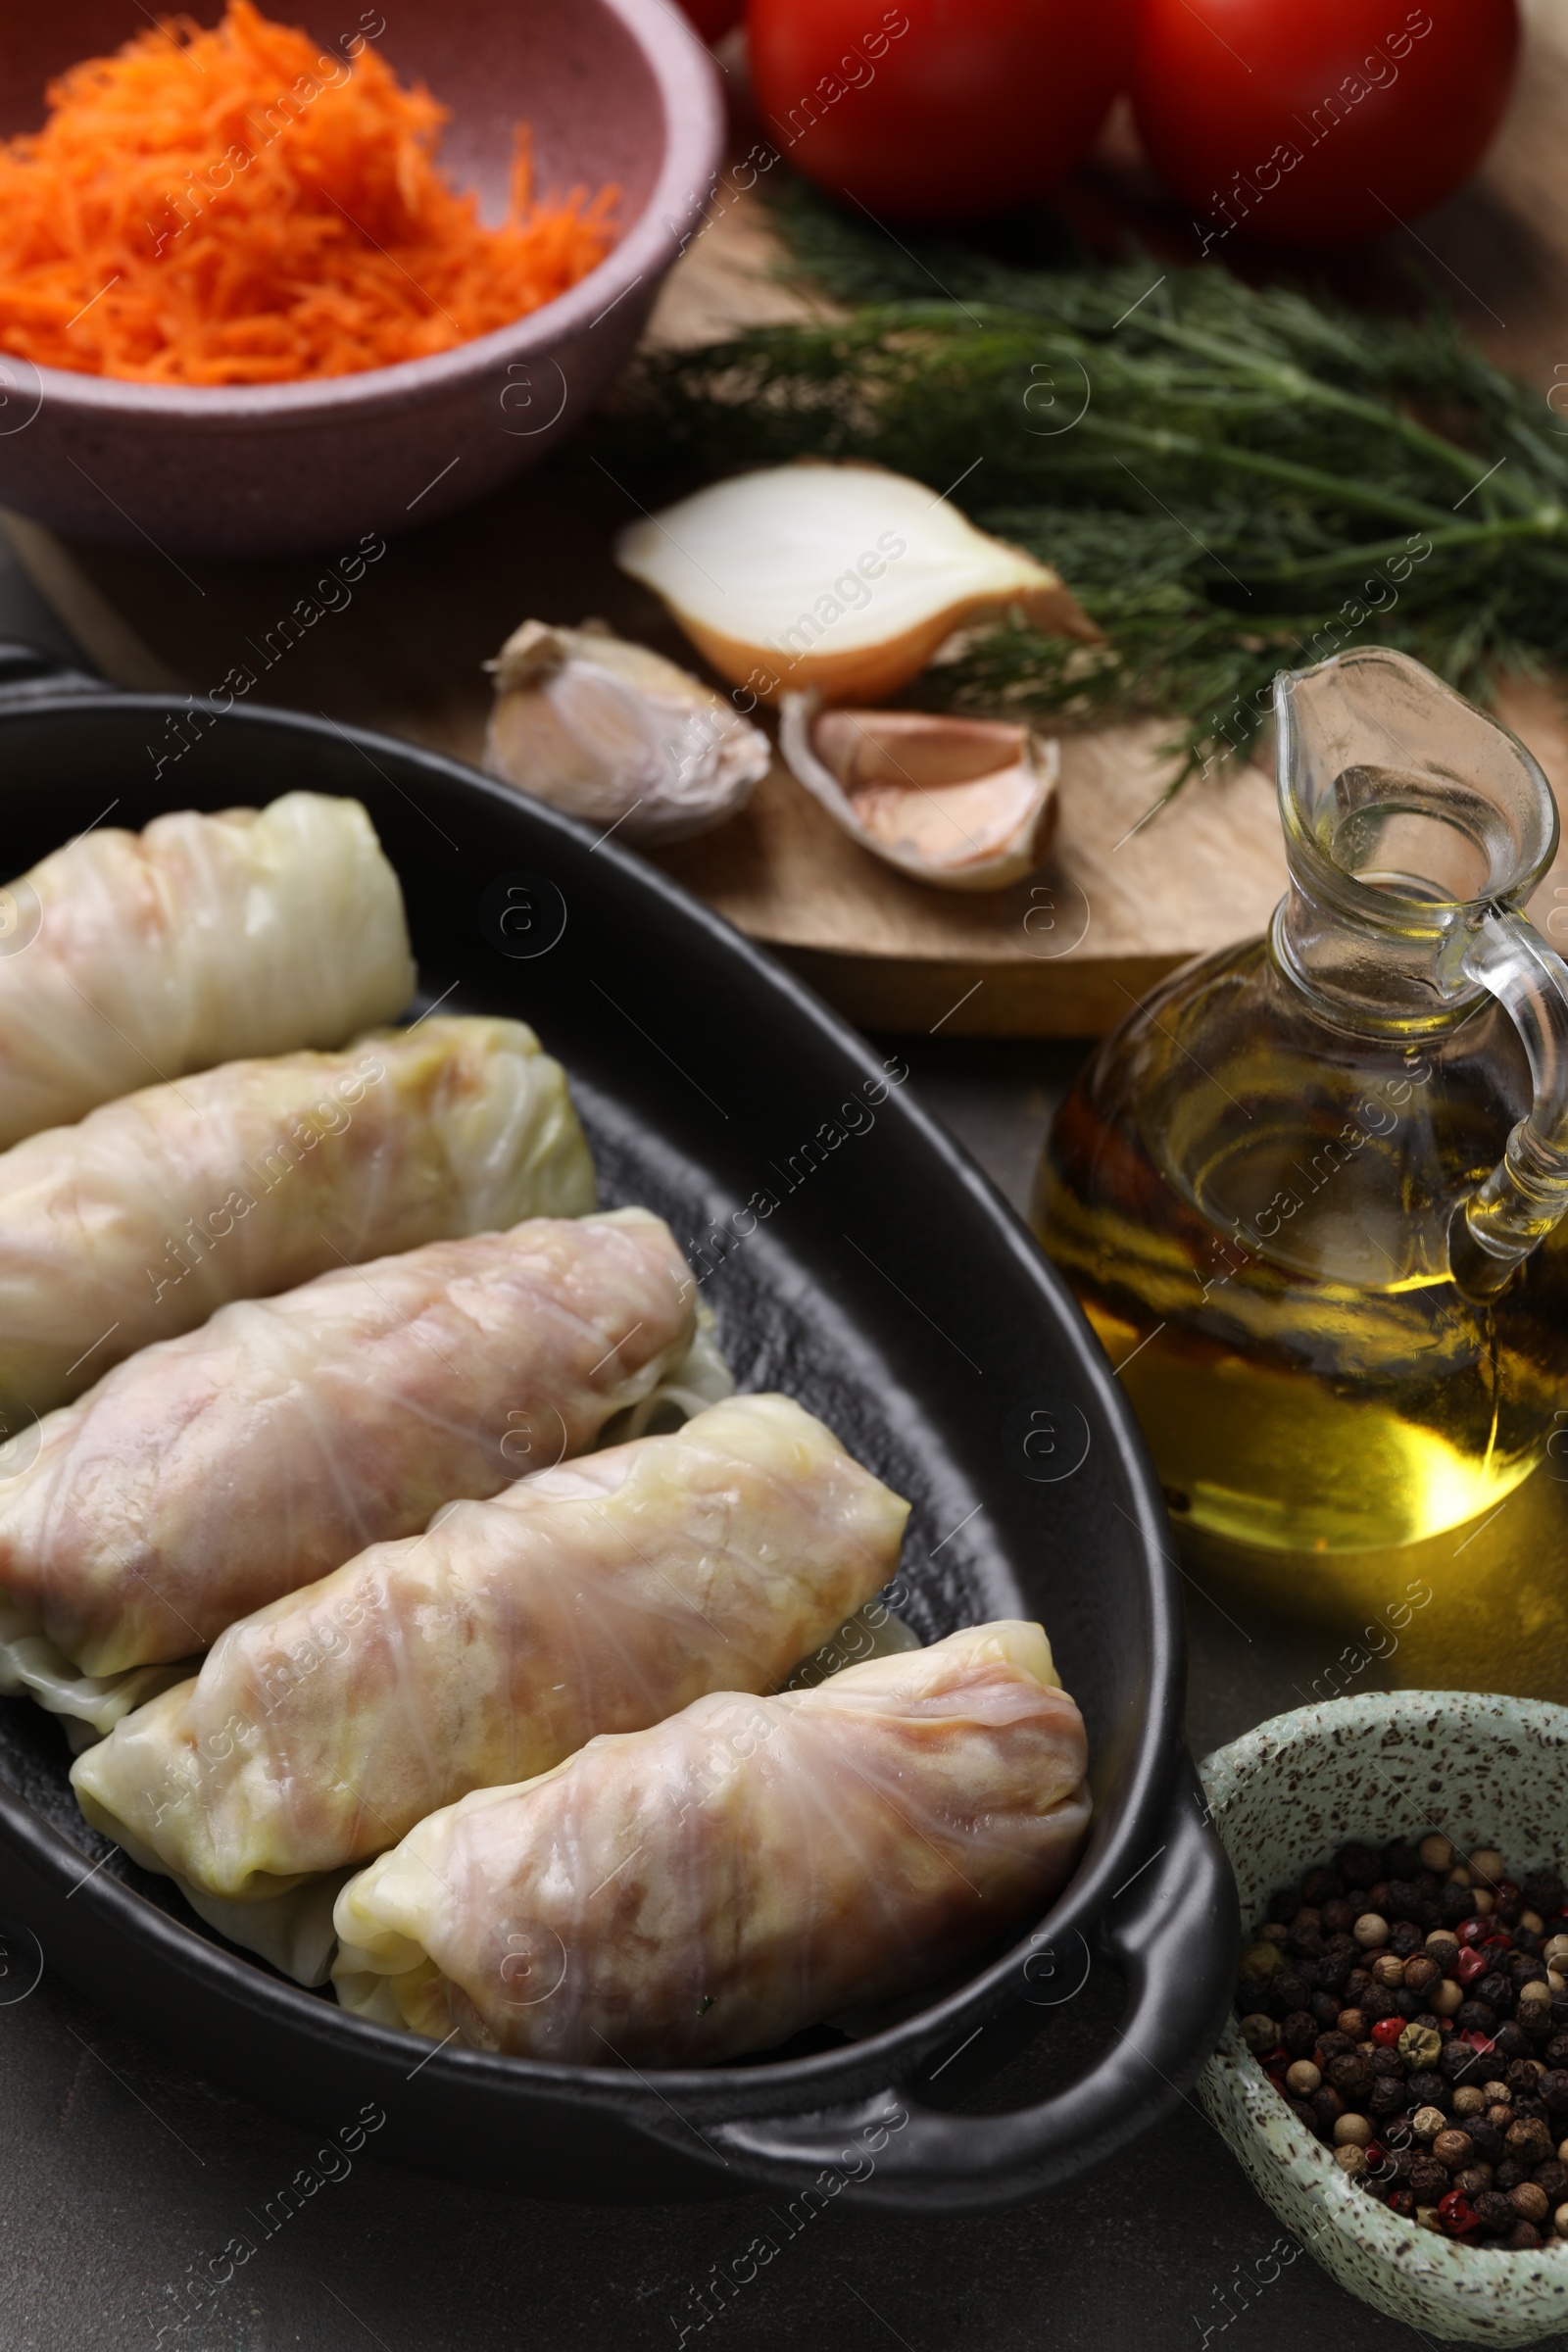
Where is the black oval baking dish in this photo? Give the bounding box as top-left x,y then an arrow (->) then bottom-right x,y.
0,646 -> 1237,2212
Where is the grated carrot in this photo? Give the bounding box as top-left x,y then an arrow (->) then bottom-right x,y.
0,1 -> 618,385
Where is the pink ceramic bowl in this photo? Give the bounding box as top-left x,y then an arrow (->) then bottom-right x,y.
0,0 -> 722,557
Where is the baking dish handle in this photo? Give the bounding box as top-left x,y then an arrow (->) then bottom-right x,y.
701,1760 -> 1237,2212
0,641 -> 111,700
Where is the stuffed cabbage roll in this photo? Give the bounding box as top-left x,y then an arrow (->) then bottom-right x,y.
330,1622 -> 1092,2064
0,794 -> 415,1149
71,1396 -> 909,1923
0,1015 -> 594,1419
0,1208 -> 724,1683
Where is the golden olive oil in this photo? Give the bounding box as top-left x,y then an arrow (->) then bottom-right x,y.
1033,944 -> 1562,1559
1032,647 -> 1568,1698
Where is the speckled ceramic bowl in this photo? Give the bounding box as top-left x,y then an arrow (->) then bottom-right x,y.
0,0 -> 722,557
1200,1692 -> 1568,2345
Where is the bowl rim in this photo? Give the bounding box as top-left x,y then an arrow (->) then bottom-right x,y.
0,0 -> 723,423
1200,1690 -> 1568,2289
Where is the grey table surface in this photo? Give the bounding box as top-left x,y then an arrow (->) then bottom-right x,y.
0,538 -> 1527,2352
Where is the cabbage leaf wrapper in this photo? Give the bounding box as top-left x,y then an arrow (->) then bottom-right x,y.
71,1396 -> 909,1980
0,1015 -> 594,1419
330,1621 -> 1092,2065
0,794 -> 415,1150
0,1208 -> 722,1684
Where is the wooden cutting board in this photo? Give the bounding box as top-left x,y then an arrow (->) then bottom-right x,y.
9,6 -> 1568,1036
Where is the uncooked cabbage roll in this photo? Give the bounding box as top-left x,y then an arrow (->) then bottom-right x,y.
71,1396 -> 909,1925
0,1209 -> 724,1684
331,1622 -> 1091,2064
0,794 -> 415,1149
0,1015 -> 593,1418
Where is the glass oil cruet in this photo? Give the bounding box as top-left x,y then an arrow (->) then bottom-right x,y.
1034,646 -> 1568,1620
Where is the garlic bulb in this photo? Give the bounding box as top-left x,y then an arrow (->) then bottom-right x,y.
483,620 -> 771,846
779,694 -> 1058,892
614,462 -> 1098,707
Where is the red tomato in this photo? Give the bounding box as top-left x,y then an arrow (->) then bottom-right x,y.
679,0 -> 745,40
1131,0 -> 1519,249
746,0 -> 1135,223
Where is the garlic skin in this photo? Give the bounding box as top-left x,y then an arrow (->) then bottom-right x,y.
483,621 -> 771,846
779,694 -> 1059,892
614,462 -> 1099,708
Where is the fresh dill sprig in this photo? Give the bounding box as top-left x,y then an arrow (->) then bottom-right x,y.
598,184 -> 1568,781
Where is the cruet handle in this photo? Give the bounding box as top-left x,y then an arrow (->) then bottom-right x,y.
1446,905 -> 1568,1298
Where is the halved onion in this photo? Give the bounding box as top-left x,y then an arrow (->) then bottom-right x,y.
614,462 -> 1098,707
779,694 -> 1059,892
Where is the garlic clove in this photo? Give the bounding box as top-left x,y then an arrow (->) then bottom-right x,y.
482,620 -> 771,846
614,462 -> 1098,708
779,693 -> 1059,892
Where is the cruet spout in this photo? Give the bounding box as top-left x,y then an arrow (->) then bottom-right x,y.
1273,647 -> 1568,1295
